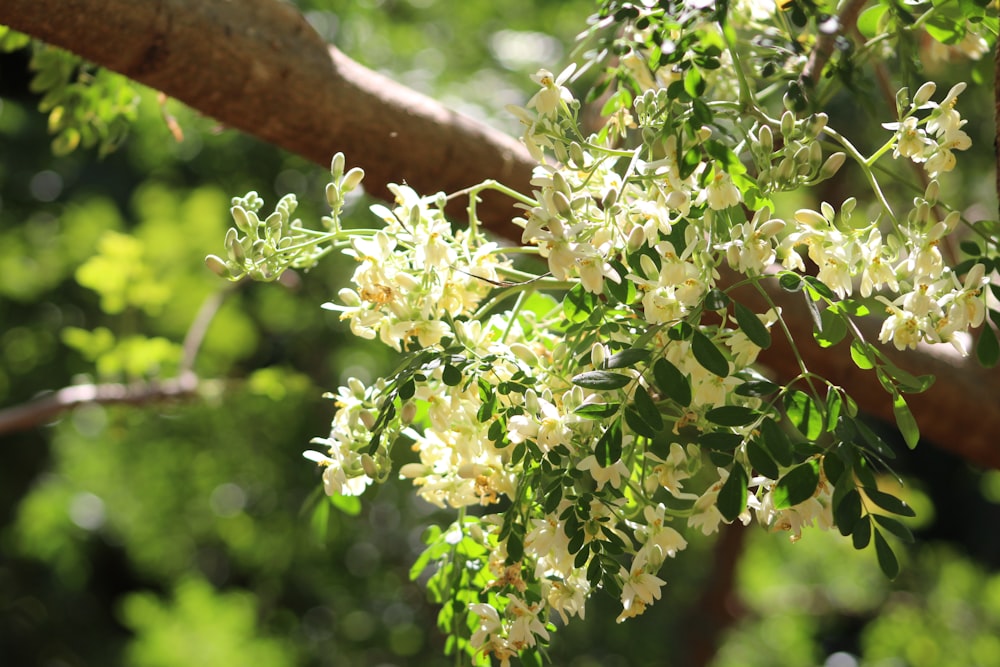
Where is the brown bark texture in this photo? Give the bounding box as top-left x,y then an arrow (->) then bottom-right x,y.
2,0 -> 999,470
0,0 -> 534,230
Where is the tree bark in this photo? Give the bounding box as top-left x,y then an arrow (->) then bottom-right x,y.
2,0 -> 999,470
0,0 -> 534,231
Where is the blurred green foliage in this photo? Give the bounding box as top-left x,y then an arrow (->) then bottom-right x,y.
2,1 -> 1000,666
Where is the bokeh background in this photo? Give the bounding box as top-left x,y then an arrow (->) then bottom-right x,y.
2,2 -> 1000,666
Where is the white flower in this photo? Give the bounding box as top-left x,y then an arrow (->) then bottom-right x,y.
527,67 -> 575,117
616,552 -> 666,623
576,454 -> 630,491
704,171 -> 742,210
508,396 -> 573,452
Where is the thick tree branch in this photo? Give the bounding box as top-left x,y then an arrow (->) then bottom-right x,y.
0,375 -> 201,435
0,0 -> 535,231
3,0 -> 999,470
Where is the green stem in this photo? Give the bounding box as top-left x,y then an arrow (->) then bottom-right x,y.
825,126 -> 898,228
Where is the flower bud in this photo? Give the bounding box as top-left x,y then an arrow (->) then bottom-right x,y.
204,254 -> 232,278
510,342 -> 539,366
821,201 -> 836,221
780,110 -> 796,139
626,225 -> 645,252
326,182 -> 341,209
817,152 -> 846,180
807,113 -> 828,137
602,187 -> 619,209
231,205 -> 255,235
554,142 -> 570,165
895,87 -> 910,117
590,343 -> 607,369
360,453 -> 378,478
330,152 -> 346,180
758,124 -> 773,154
569,142 -> 586,168
341,167 -> 365,193
348,377 -> 366,398
338,288 -> 361,307
924,179 -> 940,205
552,170 -> 571,197
552,191 -> 573,217
758,219 -> 786,237
226,230 -> 246,264
399,462 -> 429,479
794,208 -> 827,228
912,81 -> 937,107
943,210 -> 960,234
400,401 -> 417,424
359,410 -> 376,430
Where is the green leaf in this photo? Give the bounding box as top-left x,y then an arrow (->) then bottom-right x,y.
564,284 -> 597,323
703,288 -> 731,311
572,370 -> 632,390
834,488 -> 862,536
653,358 -> 691,406
625,406 -> 659,438
892,394 -> 920,449
857,4 -> 888,38
330,494 -> 362,516
398,378 -> 416,400
815,307 -> 847,347
784,390 -> 824,440
852,515 -> 871,549
778,272 -> 803,292
633,385 -> 664,430
733,302 -> 772,349
692,329 -> 730,377
803,276 -> 837,301
825,387 -> 842,432
856,420 -> 896,460
977,325 -> 999,367
606,347 -> 651,369
759,417 -> 794,466
595,420 -> 623,466
699,431 -> 744,451
668,321 -> 693,341
442,364 -> 462,386
747,439 -> 780,479
772,459 -> 820,509
575,402 -> 621,419
717,464 -> 748,522
873,514 -> 915,543
734,378 -> 780,397
850,339 -> 875,369
864,488 -> 917,517
705,405 -> 759,427
874,530 -> 900,579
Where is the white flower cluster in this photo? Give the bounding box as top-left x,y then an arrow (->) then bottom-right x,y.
324,184 -> 510,351
271,6 -> 995,663
884,82 -> 972,178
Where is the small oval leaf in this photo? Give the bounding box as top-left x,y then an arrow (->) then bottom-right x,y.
692,329 -> 730,377
653,358 -> 691,407
772,459 -> 820,509
572,370 -> 632,390
718,464 -> 748,522
734,302 -> 772,349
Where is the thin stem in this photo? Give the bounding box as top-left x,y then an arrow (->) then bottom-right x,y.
826,126 -> 898,228
752,280 -> 820,399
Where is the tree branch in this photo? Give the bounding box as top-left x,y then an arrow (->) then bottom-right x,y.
799,0 -> 869,88
0,0 -> 535,232
3,0 -> 999,470
0,376 -> 201,436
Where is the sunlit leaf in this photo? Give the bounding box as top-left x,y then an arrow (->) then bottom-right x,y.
772,459 -> 820,509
